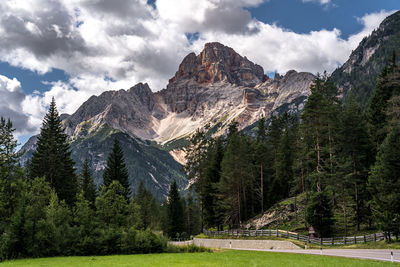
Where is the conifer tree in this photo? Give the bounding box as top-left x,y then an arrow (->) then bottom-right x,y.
369,125 -> 400,237
135,181 -> 160,229
103,138 -> 130,197
272,114 -> 297,203
29,98 -> 77,205
339,96 -> 374,231
80,159 -> 97,206
219,124 -> 253,227
0,117 -> 19,181
305,191 -> 334,237
202,137 -> 224,229
367,52 -> 400,148
166,180 -> 185,238
300,74 -> 340,192
96,180 -> 128,228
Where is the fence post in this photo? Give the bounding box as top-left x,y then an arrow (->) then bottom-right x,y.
354,236 -> 356,244
287,231 -> 289,238
363,235 -> 366,243
344,236 -> 346,245
332,237 -> 334,245
276,229 -> 278,237
297,233 -> 300,240
374,233 -> 376,242
320,238 -> 322,246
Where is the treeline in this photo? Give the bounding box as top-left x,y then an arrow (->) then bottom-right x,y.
186,54 -> 400,238
0,99 -> 200,261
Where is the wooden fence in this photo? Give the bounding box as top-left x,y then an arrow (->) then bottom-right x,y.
203,229 -> 399,246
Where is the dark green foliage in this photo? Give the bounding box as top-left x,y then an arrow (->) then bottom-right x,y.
29,98 -> 77,206
80,159 -> 96,205
300,74 -> 341,192
202,137 -> 224,229
219,124 -> 254,227
166,180 -> 185,238
102,138 -> 130,197
367,55 -> 400,148
369,126 -> 400,236
0,117 -> 19,181
0,118 -> 175,260
96,181 -> 128,228
185,193 -> 201,237
305,192 -> 334,237
135,181 -> 160,230
338,96 -> 374,232
270,114 -> 297,204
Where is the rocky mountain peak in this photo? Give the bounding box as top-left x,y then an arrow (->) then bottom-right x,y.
169,42 -> 267,87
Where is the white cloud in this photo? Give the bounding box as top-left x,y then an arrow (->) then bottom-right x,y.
302,0 -> 331,5
0,0 -> 396,138
0,75 -> 36,136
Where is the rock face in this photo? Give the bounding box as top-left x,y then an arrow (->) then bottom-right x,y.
64,83 -> 166,141
168,42 -> 266,87
20,42 -> 315,199
331,10 -> 400,106
60,42 -> 314,144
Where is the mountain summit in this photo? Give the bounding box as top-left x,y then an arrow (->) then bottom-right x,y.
169,42 -> 267,86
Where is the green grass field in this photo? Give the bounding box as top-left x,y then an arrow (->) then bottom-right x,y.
0,250 -> 397,267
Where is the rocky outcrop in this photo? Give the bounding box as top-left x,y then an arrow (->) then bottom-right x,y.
63,83 -> 166,140
60,43 -> 314,144
168,42 -> 267,87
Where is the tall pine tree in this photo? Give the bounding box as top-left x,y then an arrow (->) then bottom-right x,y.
369,125 -> 400,237
103,138 -> 130,198
166,180 -> 185,238
29,98 -> 77,205
80,159 -> 97,206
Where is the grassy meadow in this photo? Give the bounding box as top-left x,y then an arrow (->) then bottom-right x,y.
0,250 -> 397,267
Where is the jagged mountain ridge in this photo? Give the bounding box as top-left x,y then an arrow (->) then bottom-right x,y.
21,42 -> 316,199
331,10 -> 400,106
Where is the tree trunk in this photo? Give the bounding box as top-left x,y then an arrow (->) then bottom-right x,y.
260,163 -> 264,214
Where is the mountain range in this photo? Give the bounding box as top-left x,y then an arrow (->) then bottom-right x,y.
20,11 -> 400,200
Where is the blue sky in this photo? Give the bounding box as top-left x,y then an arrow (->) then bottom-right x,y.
0,0 -> 397,148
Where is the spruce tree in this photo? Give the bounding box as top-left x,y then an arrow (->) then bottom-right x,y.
272,117 -> 296,203
305,191 -> 334,237
29,98 -> 77,206
300,74 -> 340,192
219,125 -> 253,227
339,96 -> 374,231
367,53 -> 400,148
80,159 -> 97,206
0,117 -> 19,181
166,180 -> 185,238
203,137 -> 224,229
369,125 -> 400,237
135,181 -> 159,229
103,138 -> 130,197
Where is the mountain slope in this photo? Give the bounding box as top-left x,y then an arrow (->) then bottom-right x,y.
331,10 -> 400,106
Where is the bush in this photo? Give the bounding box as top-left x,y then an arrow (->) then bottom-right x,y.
166,244 -> 212,253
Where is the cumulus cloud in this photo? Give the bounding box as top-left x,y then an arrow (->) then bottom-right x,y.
0,0 -> 396,137
0,75 -> 36,136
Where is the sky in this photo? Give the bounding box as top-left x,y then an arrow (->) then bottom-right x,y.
0,0 -> 398,147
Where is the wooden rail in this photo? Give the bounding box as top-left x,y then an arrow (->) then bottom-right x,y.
203,229 -> 398,246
